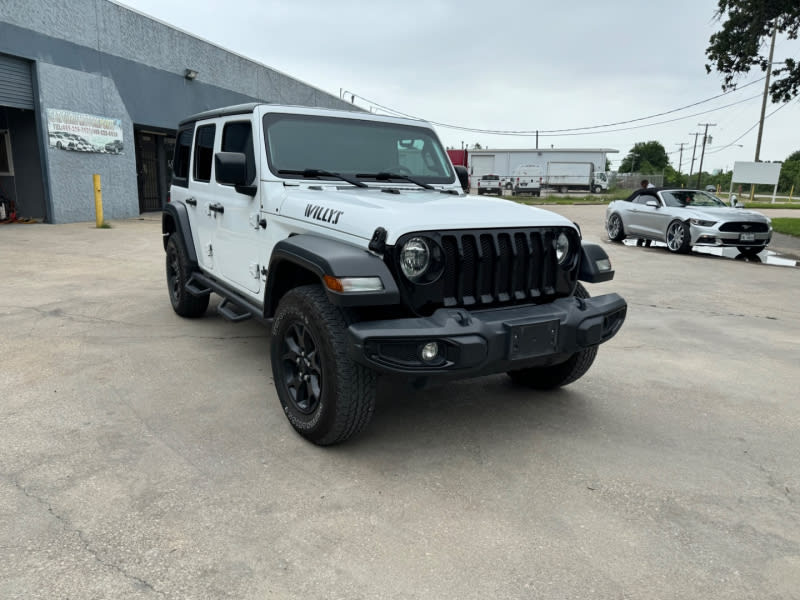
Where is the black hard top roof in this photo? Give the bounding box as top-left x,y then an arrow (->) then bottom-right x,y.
179,103 -> 265,127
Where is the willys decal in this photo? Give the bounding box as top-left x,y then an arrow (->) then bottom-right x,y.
305,204 -> 344,225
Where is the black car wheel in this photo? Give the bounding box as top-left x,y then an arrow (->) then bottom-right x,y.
607,213 -> 625,242
271,285 -> 376,445
507,283 -> 598,390
165,235 -> 209,318
666,220 -> 691,253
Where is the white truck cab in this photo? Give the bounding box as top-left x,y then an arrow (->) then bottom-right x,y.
162,103 -> 626,445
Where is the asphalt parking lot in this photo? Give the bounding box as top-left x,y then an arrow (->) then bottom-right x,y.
1,205 -> 799,599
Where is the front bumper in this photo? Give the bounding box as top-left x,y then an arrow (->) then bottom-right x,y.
690,224 -> 772,249
347,293 -> 627,377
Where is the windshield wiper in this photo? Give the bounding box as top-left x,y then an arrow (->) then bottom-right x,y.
278,168 -> 367,188
356,172 -> 435,191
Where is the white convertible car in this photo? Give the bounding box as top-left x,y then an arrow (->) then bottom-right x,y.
605,188 -> 772,256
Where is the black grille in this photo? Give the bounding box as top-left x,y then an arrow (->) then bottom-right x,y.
438,229 -> 567,308
719,221 -> 769,233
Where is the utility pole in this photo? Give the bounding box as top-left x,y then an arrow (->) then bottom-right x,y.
695,123 -> 716,189
751,24 -> 777,202
675,142 -> 686,176
535,130 -> 539,150
755,25 -> 777,162
688,132 -> 703,178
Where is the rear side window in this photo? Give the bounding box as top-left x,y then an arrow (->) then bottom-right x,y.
193,125 -> 216,182
171,128 -> 193,187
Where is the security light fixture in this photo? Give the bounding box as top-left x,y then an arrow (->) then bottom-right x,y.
184,69 -> 198,80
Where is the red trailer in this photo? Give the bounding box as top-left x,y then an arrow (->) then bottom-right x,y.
447,149 -> 470,192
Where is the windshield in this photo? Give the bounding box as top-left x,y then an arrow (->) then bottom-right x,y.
661,190 -> 727,208
263,113 -> 455,184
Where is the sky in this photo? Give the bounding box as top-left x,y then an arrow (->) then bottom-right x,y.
116,0 -> 800,174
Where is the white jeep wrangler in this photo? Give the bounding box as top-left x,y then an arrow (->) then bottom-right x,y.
162,103 -> 627,445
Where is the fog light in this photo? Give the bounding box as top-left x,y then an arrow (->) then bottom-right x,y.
420,341 -> 439,362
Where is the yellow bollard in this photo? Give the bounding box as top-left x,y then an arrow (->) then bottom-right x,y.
93,174 -> 103,227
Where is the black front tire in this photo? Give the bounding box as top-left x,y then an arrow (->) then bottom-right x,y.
666,220 -> 691,254
506,283 -> 598,390
271,285 -> 376,445
166,235 -> 209,318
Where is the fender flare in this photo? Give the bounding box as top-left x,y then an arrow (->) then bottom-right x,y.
162,202 -> 199,266
578,242 -> 615,283
265,234 -> 400,316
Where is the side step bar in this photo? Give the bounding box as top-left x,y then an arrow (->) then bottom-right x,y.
218,298 -> 252,322
185,276 -> 212,297
186,272 -> 266,324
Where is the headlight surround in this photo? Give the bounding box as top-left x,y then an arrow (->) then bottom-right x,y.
399,236 -> 444,283
690,219 -> 717,227
555,231 -> 571,264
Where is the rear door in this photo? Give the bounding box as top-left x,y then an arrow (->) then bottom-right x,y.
187,123 -> 218,271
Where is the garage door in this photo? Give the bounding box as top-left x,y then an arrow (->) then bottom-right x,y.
0,53 -> 34,110
470,155 -> 495,178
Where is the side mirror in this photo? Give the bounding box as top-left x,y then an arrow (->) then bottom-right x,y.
646,199 -> 659,208
215,152 -> 256,196
454,165 -> 470,193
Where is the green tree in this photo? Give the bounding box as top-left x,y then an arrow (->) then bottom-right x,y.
618,141 -> 670,172
779,150 -> 800,193
706,1 -> 800,102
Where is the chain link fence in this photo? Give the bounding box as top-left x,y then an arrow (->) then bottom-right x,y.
609,173 -> 664,190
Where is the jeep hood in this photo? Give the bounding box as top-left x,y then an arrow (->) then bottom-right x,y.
278,186 -> 575,244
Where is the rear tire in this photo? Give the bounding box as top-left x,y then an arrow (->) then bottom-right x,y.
506,283 -> 598,390
271,285 -> 376,445
166,235 -> 209,318
606,213 -> 625,242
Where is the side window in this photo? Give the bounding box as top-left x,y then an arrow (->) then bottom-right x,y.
220,121 -> 255,185
171,128 -> 193,186
635,194 -> 657,205
193,124 -> 216,182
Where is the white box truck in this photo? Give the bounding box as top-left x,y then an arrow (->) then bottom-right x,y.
544,162 -> 608,194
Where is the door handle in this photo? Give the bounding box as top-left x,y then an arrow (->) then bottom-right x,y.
185,197 -> 197,206
209,203 -> 224,214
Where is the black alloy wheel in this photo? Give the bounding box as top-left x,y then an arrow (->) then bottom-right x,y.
279,321 -> 323,415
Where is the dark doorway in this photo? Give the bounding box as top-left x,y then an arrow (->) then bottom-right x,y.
134,128 -> 175,212
0,106 -> 46,220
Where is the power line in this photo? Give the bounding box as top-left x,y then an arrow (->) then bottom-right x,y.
342,77 -> 766,136
706,100 -> 795,154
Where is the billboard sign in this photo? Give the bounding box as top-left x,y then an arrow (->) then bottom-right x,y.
46,109 -> 123,154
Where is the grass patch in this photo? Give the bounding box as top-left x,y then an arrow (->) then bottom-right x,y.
772,218 -> 800,237
97,221 -> 113,229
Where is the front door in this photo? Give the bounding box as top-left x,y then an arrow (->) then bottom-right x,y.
211,118 -> 264,295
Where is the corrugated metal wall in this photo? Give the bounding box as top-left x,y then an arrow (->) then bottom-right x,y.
0,53 -> 33,109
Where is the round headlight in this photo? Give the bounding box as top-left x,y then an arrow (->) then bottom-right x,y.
555,232 -> 570,264
400,237 -> 431,281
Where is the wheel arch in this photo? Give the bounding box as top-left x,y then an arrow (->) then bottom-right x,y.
162,202 -> 199,266
264,235 -> 401,318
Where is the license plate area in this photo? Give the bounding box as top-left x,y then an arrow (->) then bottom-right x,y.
506,320 -> 559,359
739,232 -> 755,241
